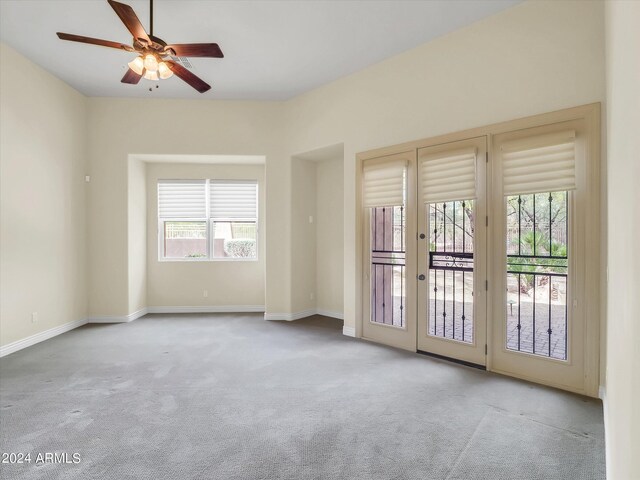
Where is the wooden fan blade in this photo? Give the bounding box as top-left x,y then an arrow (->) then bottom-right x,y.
166,43 -> 224,58
121,67 -> 143,84
107,0 -> 150,43
57,32 -> 134,52
166,61 -> 211,93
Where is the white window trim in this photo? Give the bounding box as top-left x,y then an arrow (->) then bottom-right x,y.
157,179 -> 259,262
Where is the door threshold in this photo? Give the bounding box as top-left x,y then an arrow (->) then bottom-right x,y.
417,350 -> 486,371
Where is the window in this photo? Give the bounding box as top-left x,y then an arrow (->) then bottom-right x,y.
370,205 -> 406,327
158,179 -> 258,261
209,181 -> 258,259
428,199 -> 475,343
499,130 -> 576,360
363,158 -> 408,328
505,191 -> 568,360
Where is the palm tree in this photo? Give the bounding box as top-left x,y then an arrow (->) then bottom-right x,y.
508,230 -> 567,293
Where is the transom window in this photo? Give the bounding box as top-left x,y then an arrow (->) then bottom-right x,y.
158,179 -> 258,261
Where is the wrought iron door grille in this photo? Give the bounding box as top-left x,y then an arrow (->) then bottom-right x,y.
370,206 -> 405,327
429,252 -> 474,272
428,200 -> 475,343
505,191 -> 568,360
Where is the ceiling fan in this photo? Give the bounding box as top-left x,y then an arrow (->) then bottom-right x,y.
56,0 -> 223,93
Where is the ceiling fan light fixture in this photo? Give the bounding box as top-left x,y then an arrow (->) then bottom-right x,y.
127,56 -> 145,75
143,54 -> 159,72
158,61 -> 173,79
143,69 -> 159,81
56,0 -> 219,93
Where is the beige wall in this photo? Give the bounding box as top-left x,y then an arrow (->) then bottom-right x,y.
604,1 -> 640,478
145,162 -> 265,307
5,1 -> 638,472
2,1 -> 607,350
78,0 -> 606,327
128,158 -> 147,314
2,0 -> 605,330
283,0 -> 605,333
290,158 -> 317,313
86,98 -> 286,317
316,157 -> 344,315
289,155 -> 344,317
0,43 -> 88,346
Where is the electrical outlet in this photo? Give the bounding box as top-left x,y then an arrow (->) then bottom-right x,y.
31,312 -> 38,323
310,293 -> 314,300
308,215 -> 314,224
203,290 -> 208,298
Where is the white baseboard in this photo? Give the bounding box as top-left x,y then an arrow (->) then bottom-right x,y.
316,309 -> 344,320
264,309 -> 317,321
264,308 -> 344,322
147,305 -> 265,314
264,308 -> 346,322
342,326 -> 356,337
89,307 -> 148,323
0,318 -> 88,358
89,305 -> 265,323
599,384 -> 610,480
0,308 -> 352,358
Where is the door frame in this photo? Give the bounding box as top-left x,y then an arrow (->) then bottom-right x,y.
489,119 -> 590,393
355,103 -> 601,397
416,136 -> 488,366
360,150 -> 417,351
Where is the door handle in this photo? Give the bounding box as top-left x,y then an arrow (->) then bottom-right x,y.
418,274 -> 426,281
419,233 -> 426,239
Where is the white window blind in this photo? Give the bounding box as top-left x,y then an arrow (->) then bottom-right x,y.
501,130 -> 576,196
362,159 -> 406,208
158,180 -> 207,218
419,148 -> 477,204
209,181 -> 258,219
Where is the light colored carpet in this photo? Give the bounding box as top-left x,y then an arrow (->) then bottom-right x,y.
0,314 -> 605,479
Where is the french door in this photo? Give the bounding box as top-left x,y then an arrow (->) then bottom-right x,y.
361,139 -> 487,362
361,151 -> 417,351
489,121 -> 587,392
359,109 -> 597,395
416,137 -> 488,365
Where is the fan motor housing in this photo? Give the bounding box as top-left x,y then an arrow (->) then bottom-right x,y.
134,35 -> 173,57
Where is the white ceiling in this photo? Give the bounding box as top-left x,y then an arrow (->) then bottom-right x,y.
0,0 -> 521,100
